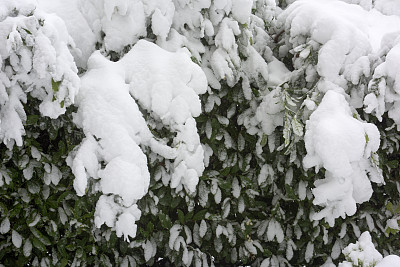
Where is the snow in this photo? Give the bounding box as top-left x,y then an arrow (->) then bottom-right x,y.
43,164 -> 62,186
23,239 -> 32,257
303,90 -> 381,225
232,177 -> 241,198
255,88 -> 284,135
376,255 -> 400,267
266,57 -> 290,87
143,240 -> 155,262
366,34 -> 400,129
12,230 -> 22,248
0,217 -> 10,234
305,242 -> 314,263
267,219 -> 284,243
231,0 -> 253,24
339,232 -> 400,267
0,0 -> 79,148
280,0 -> 400,85
374,0 -> 400,17
37,0 -> 96,68
69,39 -> 206,240
199,219 -> 207,238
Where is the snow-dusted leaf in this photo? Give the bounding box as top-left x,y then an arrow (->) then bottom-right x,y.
291,117 -> 303,136
169,225 -> 182,250
232,177 -> 241,198
305,242 -> 314,263
199,220 -> 207,238
0,217 -> 10,234
12,230 -> 23,248
23,239 -> 32,257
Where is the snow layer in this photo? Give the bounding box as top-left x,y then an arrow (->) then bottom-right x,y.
279,0 -> 400,225
340,231 -> 400,267
37,0 -> 96,68
303,90 -> 381,226
340,232 -> 382,267
376,255 -> 400,267
366,34 -> 400,129
279,0 -> 400,85
69,40 -> 206,240
0,0 -> 79,148
374,0 -> 400,17
78,0 -> 175,52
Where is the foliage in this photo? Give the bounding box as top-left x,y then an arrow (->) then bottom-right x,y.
0,0 -> 400,266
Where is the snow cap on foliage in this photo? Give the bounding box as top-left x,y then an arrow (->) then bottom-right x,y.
303,89 -> 381,225
0,0 -> 79,148
279,0 -> 400,87
70,40 -> 206,240
37,0 -> 96,68
79,0 -> 175,52
374,0 -> 400,17
340,231 -> 383,267
375,255 -> 400,267
340,231 -> 400,267
256,88 -> 284,135
366,34 -> 400,130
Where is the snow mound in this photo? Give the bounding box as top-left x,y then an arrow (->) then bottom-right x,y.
374,0 -> 400,17
340,231 -> 383,267
79,0 -> 175,52
340,231 -> 400,267
37,0 -> 96,68
69,40 -> 206,240
0,0 -> 79,148
279,0 -> 400,86
303,90 -> 381,226
365,34 -> 400,129
376,255 -> 400,267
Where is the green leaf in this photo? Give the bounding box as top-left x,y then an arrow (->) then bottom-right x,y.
10,204 -> 22,218
185,211 -> 194,221
22,28 -> 32,34
283,123 -> 291,147
285,184 -> 297,200
260,134 -> 268,147
171,197 -> 181,209
100,254 -> 111,266
158,214 -> 172,229
291,117 -> 304,136
32,237 -> 46,252
284,92 -> 296,107
147,222 -> 154,233
57,191 -> 71,204
60,259 -> 69,267
387,202 -> 394,213
65,243 -> 77,251
387,160 -> 399,169
193,209 -> 208,221
220,167 -> 231,176
30,227 -> 51,246
52,78 -> 60,93
177,209 -> 185,224
26,115 -> 39,125
120,241 -> 128,254
74,200 -> 82,219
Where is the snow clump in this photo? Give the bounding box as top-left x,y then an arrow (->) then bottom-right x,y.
0,0 -> 79,148
68,40 -> 207,240
339,231 -> 400,267
303,89 -> 382,226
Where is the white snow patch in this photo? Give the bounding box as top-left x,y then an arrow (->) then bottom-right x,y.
303,90 -> 381,225
69,40 -> 206,240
